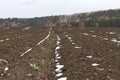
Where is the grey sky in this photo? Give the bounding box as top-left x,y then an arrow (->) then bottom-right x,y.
0,0 -> 120,18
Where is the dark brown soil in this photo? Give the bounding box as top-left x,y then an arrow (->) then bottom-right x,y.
55,27 -> 120,80
0,27 -> 57,80
0,27 -> 120,80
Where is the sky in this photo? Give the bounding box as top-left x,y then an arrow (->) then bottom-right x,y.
0,0 -> 120,18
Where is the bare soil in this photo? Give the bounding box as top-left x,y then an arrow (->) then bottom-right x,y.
0,27 -> 120,80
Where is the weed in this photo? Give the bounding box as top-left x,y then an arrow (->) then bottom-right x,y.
29,63 -> 39,71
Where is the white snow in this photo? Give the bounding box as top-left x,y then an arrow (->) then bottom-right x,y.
65,35 -> 72,42
4,67 -> 9,71
83,33 -> 88,36
111,39 -> 120,43
37,30 -> 51,45
111,39 -> 117,42
70,39 -> 73,42
103,38 -> 108,40
23,27 -> 31,30
68,37 -> 72,40
90,31 -> 94,33
1,73 -> 4,76
55,63 -> 64,72
55,35 -> 67,80
56,46 -> 61,50
0,59 -> 8,64
55,60 -> 59,62
20,28 -> 52,57
109,32 -> 115,34
72,43 -> 75,45
56,54 -> 59,57
75,46 -> 81,49
56,65 -> 64,69
58,77 -> 67,80
106,32 -> 109,34
65,35 -> 68,37
57,41 -> 61,45
0,40 -> 4,42
117,44 -> 120,46
57,56 -> 61,59
86,56 -> 93,59
92,63 -> 100,67
92,35 -> 97,37
6,38 -> 9,41
56,73 -> 63,77
20,48 -> 33,57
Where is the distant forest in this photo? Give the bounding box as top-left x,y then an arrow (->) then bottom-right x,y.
0,8 -> 120,28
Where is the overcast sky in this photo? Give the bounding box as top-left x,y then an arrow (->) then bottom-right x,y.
0,0 -> 120,18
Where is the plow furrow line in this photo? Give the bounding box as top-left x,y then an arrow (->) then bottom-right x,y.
20,28 -> 52,57
55,35 -> 67,80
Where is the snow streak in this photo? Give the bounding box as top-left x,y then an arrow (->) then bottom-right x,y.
55,35 -> 67,80
20,28 -> 52,57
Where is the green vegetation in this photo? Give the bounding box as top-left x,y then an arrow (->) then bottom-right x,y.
0,9 -> 120,28
29,63 -> 39,71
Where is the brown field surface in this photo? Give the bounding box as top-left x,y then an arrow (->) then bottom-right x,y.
0,27 -> 120,80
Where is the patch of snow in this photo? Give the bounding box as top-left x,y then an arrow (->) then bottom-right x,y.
1,73 -> 4,76
56,62 -> 60,65
96,67 -> 104,71
117,44 -> 120,46
92,35 -> 97,38
55,35 -> 67,80
111,39 -> 117,42
86,78 -> 89,80
4,67 -> 9,71
58,77 -> 67,80
111,39 -> 120,43
75,46 -> 81,49
20,48 -> 32,57
23,27 -> 31,30
56,46 -> 61,50
56,73 -> 63,77
107,75 -> 114,80
86,56 -> 93,59
57,41 -> 61,45
58,70 -> 62,73
70,39 -> 73,42
0,40 -> 4,42
72,43 -> 75,45
109,32 -> 115,35
106,32 -> 109,34
68,37 -> 72,40
55,60 -> 58,62
56,54 -> 59,57
65,35 -> 68,37
92,63 -> 100,67
6,38 -> 9,41
37,30 -> 51,45
83,33 -> 88,36
103,38 -> 108,40
90,31 -> 94,33
56,64 -> 64,72
0,59 -> 8,64
57,56 -> 61,59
